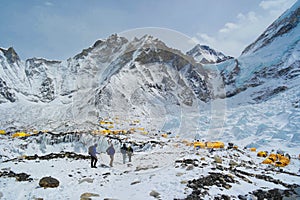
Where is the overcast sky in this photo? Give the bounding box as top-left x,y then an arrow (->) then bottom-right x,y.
0,0 -> 297,60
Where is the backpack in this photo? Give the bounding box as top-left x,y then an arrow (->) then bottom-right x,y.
107,146 -> 115,155
120,146 -> 127,154
88,146 -> 93,155
127,146 -> 133,153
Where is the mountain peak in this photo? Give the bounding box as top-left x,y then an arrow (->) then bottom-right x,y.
74,34 -> 129,60
130,34 -> 168,49
187,44 -> 233,64
0,47 -> 20,64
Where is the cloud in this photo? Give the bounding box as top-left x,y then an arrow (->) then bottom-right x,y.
259,0 -> 297,16
259,0 -> 293,10
195,33 -> 216,44
192,0 -> 296,57
194,11 -> 262,56
219,23 -> 239,33
44,2 -> 54,7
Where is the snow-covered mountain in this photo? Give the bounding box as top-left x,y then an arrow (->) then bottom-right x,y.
187,44 -> 233,64
219,0 -> 300,102
0,34 -> 219,132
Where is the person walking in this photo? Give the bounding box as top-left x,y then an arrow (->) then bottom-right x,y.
106,143 -> 115,167
120,144 -> 127,164
88,144 -> 99,168
127,145 -> 133,162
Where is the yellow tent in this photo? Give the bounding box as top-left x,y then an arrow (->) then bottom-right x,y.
257,151 -> 268,157
262,158 -> 274,164
193,141 -> 205,148
250,147 -> 256,152
0,130 -> 6,135
12,132 -> 31,138
275,157 -> 290,167
100,130 -> 111,135
206,141 -> 225,149
268,154 -> 278,162
100,121 -> 113,125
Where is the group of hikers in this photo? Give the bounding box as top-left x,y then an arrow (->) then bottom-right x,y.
88,142 -> 133,168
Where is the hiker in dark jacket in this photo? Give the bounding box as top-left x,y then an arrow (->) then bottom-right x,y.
88,144 -> 99,168
120,144 -> 127,164
127,145 -> 133,162
106,143 -> 115,167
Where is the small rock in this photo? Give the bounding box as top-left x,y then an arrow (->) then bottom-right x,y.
78,178 -> 94,184
102,172 -> 111,176
80,192 -> 100,200
181,180 -> 188,184
15,172 -> 32,182
131,180 -> 141,185
224,184 -> 232,189
176,172 -> 184,177
39,176 -> 59,188
149,190 -> 160,198
186,165 -> 194,171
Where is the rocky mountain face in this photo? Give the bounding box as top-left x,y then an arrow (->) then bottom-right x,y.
0,34 -> 227,131
219,1 -> 300,101
187,44 -> 233,64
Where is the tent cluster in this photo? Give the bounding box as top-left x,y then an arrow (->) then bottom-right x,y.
193,141 -> 225,149
261,153 -> 291,167
256,150 -> 291,167
190,139 -> 292,168
98,118 -> 148,135
91,128 -> 148,136
100,121 -> 114,129
92,129 -> 128,135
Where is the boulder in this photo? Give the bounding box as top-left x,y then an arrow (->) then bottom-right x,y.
229,160 -> 238,167
149,190 -> 160,198
186,165 -> 194,171
39,176 -> 59,188
214,155 -> 222,164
